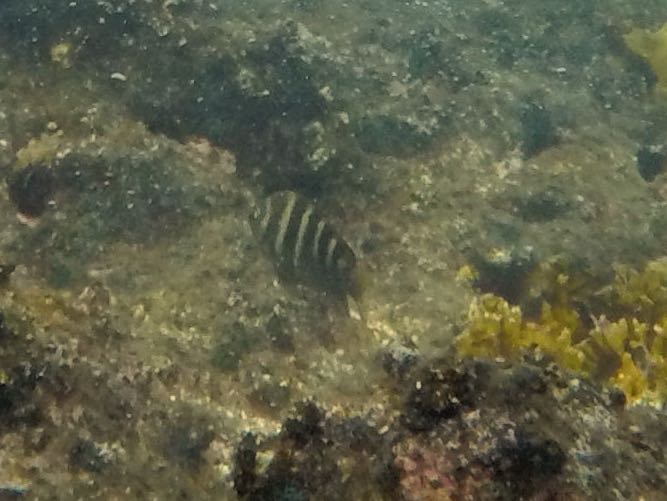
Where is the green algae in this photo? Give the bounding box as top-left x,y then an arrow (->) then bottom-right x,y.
624,22 -> 667,93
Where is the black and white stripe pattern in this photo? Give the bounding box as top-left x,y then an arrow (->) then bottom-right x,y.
251,191 -> 357,292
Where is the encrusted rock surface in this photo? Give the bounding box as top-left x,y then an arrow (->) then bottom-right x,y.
0,0 -> 667,499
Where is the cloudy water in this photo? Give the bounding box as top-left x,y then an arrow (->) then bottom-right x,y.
1,0 -> 667,499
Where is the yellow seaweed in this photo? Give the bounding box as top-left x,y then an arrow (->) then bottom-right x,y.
456,294 -> 587,372
50,42 -> 73,69
15,131 -> 66,168
610,352 -> 647,403
624,23 -> 667,91
456,255 -> 667,406
612,258 -> 667,322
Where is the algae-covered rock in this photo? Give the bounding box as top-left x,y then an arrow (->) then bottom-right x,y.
470,246 -> 536,303
2,0 -> 667,498
7,164 -> 54,217
0,1 -> 340,191
514,185 -> 571,222
68,438 -> 112,473
233,401 -> 398,500
231,357 -> 667,500
392,356 -> 667,500
636,146 -> 667,182
5,119 -> 237,285
354,113 -> 436,156
519,102 -> 560,159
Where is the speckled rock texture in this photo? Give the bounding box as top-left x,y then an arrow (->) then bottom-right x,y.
1,0 -> 667,499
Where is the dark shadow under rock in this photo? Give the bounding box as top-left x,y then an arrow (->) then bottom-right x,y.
519,102 -> 559,159
233,400 -> 399,500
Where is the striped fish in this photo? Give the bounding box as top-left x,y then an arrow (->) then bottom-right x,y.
250,190 -> 362,299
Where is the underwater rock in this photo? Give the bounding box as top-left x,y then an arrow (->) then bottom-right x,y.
489,430 -> 566,497
395,359 -> 572,499
401,364 -> 477,432
0,1 -> 153,61
0,312 -> 13,339
7,164 -> 55,217
282,400 -> 324,448
392,356 -> 667,498
408,29 -> 447,80
407,29 -> 479,91
7,123 -> 235,285
211,321 -> 261,373
329,416 -> 381,453
330,416 -> 400,493
248,377 -> 291,414
45,259 -> 79,290
163,415 -> 215,470
471,246 -> 536,304
0,2 -> 342,191
7,108 -> 242,299
381,342 -> 419,381
514,185 -> 571,222
3,0 -> 667,498
0,366 -> 41,429
233,400 -> 399,500
55,147 -> 207,242
354,114 -> 434,156
519,102 -> 559,159
211,344 -> 243,373
0,264 -> 16,286
266,313 -> 295,353
233,433 -> 258,498
501,364 -> 548,398
130,19 -> 336,191
607,386 -> 627,409
394,438 -> 462,501
68,438 -> 110,473
636,146 -> 667,182
0,485 -> 29,499
472,8 -> 519,68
